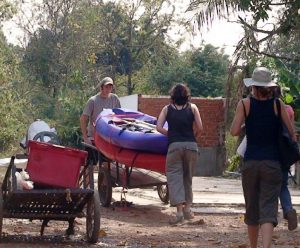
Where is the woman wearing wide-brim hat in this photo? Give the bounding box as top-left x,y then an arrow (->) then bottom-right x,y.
230,67 -> 297,248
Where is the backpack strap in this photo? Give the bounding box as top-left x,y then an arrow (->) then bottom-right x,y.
241,99 -> 247,119
275,98 -> 281,119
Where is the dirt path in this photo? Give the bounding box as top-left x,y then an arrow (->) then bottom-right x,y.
0,194 -> 299,248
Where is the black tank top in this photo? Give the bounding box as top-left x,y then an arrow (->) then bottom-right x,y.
166,103 -> 196,145
244,97 -> 280,161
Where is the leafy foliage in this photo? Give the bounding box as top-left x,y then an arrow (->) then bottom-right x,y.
54,70 -> 91,147
3,0 -> 298,162
0,31 -> 34,155
224,130 -> 241,173
185,45 -> 230,97
188,1 -> 300,80
0,86 -> 33,155
0,0 -> 16,23
23,29 -> 59,92
189,1 -> 300,52
92,0 -> 177,95
148,44 -> 230,97
226,154 -> 241,172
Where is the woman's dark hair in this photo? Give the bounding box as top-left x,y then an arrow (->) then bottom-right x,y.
253,86 -> 274,98
273,86 -> 282,98
169,83 -> 191,105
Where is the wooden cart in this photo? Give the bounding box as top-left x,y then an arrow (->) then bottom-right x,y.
0,141 -> 100,243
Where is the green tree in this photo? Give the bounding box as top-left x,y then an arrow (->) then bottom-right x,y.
74,0 -> 178,95
185,45 -> 230,97
0,0 -> 15,23
119,0 -> 177,94
0,31 -> 34,155
147,44 -> 230,97
21,0 -> 79,99
188,0 -> 300,131
259,34 -> 300,121
188,1 -> 300,61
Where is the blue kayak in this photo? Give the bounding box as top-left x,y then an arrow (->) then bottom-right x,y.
95,108 -> 168,154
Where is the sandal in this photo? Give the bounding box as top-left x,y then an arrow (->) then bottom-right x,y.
183,210 -> 194,220
169,215 -> 184,225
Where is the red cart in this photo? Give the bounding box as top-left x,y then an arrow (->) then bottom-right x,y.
0,141 -> 100,243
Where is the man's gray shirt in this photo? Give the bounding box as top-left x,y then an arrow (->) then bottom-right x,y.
83,93 -> 121,137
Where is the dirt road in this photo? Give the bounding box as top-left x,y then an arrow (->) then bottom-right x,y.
0,184 -> 299,247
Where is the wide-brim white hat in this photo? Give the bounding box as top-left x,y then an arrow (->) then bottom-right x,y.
243,67 -> 277,87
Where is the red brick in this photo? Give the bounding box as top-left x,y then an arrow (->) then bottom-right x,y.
138,95 -> 226,148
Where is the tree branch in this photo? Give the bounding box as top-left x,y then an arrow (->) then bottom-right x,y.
246,37 -> 296,61
238,16 -> 281,35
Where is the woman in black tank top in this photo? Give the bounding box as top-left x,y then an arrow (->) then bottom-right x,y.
230,67 -> 297,247
157,84 -> 203,225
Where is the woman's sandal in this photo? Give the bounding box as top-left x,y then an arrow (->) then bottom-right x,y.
183,210 -> 194,220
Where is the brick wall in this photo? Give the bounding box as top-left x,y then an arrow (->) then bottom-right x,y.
138,95 -> 226,148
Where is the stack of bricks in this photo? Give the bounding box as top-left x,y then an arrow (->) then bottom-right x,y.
138,95 -> 226,148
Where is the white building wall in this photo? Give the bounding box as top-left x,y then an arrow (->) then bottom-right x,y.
119,94 -> 138,111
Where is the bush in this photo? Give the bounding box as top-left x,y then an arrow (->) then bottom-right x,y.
0,87 -> 34,156
226,154 -> 241,172
225,132 -> 242,172
225,132 -> 238,159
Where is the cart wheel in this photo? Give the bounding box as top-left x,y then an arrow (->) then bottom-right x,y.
0,192 -> 3,238
86,191 -> 101,243
98,167 -> 112,207
157,184 -> 169,204
33,131 -> 61,145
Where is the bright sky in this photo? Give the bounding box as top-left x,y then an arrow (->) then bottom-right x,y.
181,19 -> 244,56
164,0 -> 244,56
2,1 -> 244,57
2,22 -> 20,44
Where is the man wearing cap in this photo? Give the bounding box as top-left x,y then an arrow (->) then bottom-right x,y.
80,77 -> 121,145
230,67 -> 296,248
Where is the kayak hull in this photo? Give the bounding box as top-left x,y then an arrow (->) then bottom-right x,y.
94,133 -> 166,174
